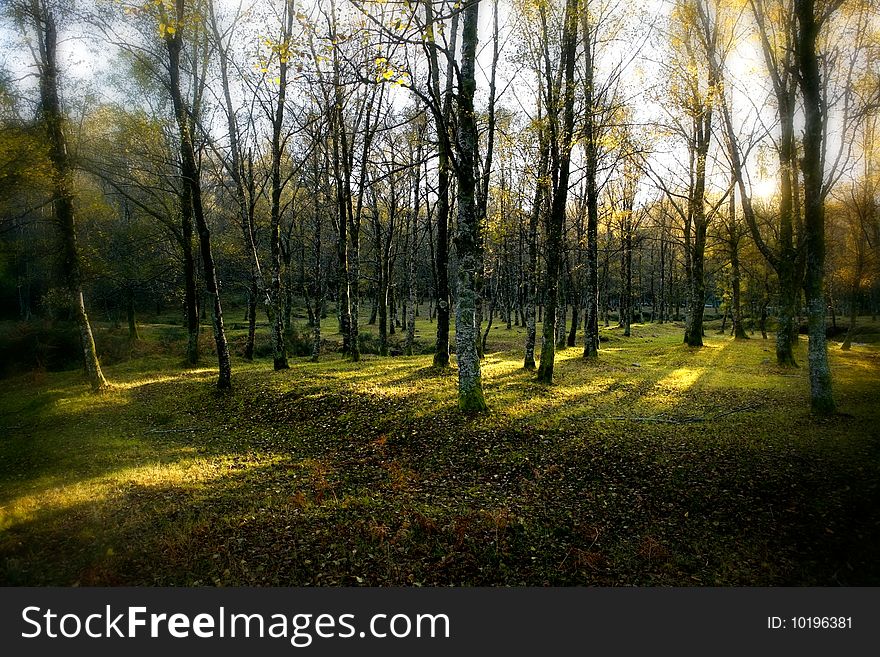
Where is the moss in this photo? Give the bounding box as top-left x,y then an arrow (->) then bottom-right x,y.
458,383 -> 488,412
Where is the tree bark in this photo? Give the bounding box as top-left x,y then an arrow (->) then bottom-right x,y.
166,0 -> 231,389
127,290 -> 139,342
34,2 -> 108,391
623,228 -> 633,337
537,0 -> 578,384
424,0 -> 457,368
582,10 -> 600,359
454,0 -> 487,411
523,122 -> 548,370
795,0 -> 833,414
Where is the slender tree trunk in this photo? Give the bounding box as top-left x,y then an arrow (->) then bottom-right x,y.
760,275 -> 770,339
245,278 -> 257,360
283,252 -> 293,336
537,0 -> 578,384
729,185 -> 748,340
425,1 -> 456,368
209,0 -> 265,365
481,296 -> 494,354
127,290 -> 139,342
166,1 -> 230,389
523,127 -> 548,370
686,218 -> 707,346
34,4 -> 107,391
182,223 -> 200,364
454,0 -> 487,411
312,293 -> 322,362
567,303 -> 578,347
406,147 -> 421,356
796,0 -> 833,414
379,263 -> 388,356
369,289 -> 378,325
556,295 -> 568,349
267,5 -> 293,370
730,250 -> 747,343
658,225 -> 667,324
623,229 -> 633,337
841,224 -> 867,351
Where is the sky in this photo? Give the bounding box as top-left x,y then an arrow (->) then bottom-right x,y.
0,0 -> 871,205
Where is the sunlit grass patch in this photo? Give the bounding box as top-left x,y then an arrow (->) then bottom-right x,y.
1,316 -> 879,586
0,454 -> 252,532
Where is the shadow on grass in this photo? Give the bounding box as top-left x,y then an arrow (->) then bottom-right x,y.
2,360 -> 879,586
2,330 -> 880,586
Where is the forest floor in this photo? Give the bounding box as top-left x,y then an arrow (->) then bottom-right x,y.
1,316 -> 879,585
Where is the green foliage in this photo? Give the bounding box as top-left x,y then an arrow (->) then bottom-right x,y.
285,322 -> 314,357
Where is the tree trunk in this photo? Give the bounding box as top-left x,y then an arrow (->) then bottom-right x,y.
758,275 -> 769,339
268,5 -> 293,371
244,279 -> 257,360
623,229 -> 633,337
796,0 -> 834,414
567,303 -> 578,347
127,290 -> 139,343
537,0 -> 578,384
424,0 -> 456,369
183,224 -> 199,365
685,217 -> 707,346
841,283 -> 858,351
35,5 -> 107,391
731,244 -> 748,340
166,0 -> 230,389
453,0 -> 487,411
523,127 -> 548,370
406,149 -> 420,356
582,9 -> 600,359
658,227 -> 667,324
555,293 -> 568,350
378,265 -> 388,356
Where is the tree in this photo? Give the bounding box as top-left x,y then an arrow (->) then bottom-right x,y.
453,0 -> 488,410
537,0 -> 578,384
580,5 -> 600,359
722,181 -> 750,339
523,114 -> 549,370
266,1 -> 296,371
161,0 -> 231,389
714,0 -> 803,366
794,0 -> 834,413
422,0 -> 458,368
25,0 -> 108,392
837,102 -> 877,350
206,0 -> 267,363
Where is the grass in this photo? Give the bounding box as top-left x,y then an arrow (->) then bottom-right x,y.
1,313 -> 879,585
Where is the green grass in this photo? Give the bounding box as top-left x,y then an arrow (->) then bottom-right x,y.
1,314 -> 879,585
